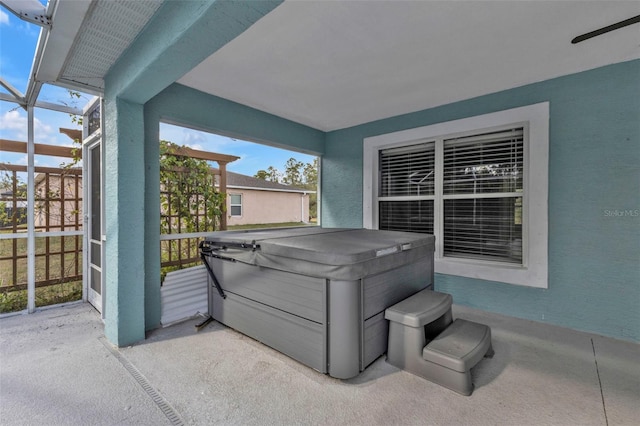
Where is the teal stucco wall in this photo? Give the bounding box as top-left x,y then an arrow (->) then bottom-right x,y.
104,45 -> 637,345
147,83 -> 325,155
102,96 -> 147,346
100,0 -> 288,346
323,60 -> 640,341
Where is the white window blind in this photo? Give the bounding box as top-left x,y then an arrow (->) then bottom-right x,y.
443,128 -> 523,264
379,142 -> 435,234
443,129 -> 523,195
377,127 -> 524,265
379,200 -> 434,234
379,142 -> 435,197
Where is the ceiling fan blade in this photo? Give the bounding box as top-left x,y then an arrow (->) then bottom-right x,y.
571,14 -> 640,44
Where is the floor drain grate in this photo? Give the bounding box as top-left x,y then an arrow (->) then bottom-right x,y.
100,337 -> 185,426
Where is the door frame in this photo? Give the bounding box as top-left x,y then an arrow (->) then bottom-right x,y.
82,97 -> 105,316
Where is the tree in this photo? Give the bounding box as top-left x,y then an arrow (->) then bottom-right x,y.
254,170 -> 270,180
303,158 -> 318,186
159,140 -> 225,234
302,158 -> 319,220
0,172 -> 27,228
254,166 -> 281,183
60,90 -> 84,169
283,158 -> 303,186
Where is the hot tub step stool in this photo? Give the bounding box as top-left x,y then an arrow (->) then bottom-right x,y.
385,289 -> 493,396
422,319 -> 493,396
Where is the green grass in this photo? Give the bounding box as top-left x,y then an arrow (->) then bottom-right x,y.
0,281 -> 82,314
0,234 -> 82,287
1,231 -> 83,313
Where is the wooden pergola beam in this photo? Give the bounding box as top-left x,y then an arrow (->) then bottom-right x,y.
163,144 -> 239,164
2,138 -> 237,231
0,139 -> 79,159
0,163 -> 82,174
2,138 -> 241,165
59,128 -> 82,142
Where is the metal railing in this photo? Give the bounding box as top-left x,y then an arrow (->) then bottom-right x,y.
1,139 -> 234,312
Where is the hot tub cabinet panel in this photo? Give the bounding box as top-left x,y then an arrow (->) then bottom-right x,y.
363,257 -> 434,319
212,290 -> 327,373
202,228 -> 435,379
364,312 -> 388,368
208,256 -> 326,324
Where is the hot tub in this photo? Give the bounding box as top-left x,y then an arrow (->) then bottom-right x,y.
200,227 -> 434,379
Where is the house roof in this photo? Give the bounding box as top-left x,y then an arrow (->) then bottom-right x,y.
11,1 -> 639,131
223,170 -> 312,194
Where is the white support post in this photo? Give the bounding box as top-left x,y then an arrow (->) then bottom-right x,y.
81,141 -> 88,304
26,105 -> 36,313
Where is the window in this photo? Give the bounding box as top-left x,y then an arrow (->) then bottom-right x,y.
85,101 -> 101,137
230,194 -> 242,217
379,142 -> 435,234
442,127 -> 524,264
379,127 -> 523,264
364,103 -> 548,288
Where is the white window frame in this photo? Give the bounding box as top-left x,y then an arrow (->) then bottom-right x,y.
229,193 -> 242,217
363,103 -> 548,288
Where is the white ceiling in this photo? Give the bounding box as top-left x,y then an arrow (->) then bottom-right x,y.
178,1 -> 640,131
36,0 -> 640,132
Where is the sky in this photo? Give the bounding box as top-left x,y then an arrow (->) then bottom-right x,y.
0,5 -> 316,177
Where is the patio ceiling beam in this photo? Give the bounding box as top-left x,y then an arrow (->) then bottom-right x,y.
105,0 -> 283,104
0,92 -> 82,115
0,0 -> 51,28
34,100 -> 82,116
25,0 -> 92,106
0,78 -> 26,108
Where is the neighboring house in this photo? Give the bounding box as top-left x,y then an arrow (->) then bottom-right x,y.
224,171 -> 312,226
0,190 -> 27,228
31,167 -> 311,229
33,170 -> 82,231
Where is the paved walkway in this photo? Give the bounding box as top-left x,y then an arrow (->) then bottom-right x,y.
1,302 -> 638,425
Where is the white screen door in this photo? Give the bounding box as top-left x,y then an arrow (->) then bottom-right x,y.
83,98 -> 104,314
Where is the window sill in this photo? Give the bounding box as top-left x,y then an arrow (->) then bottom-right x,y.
435,257 -> 547,288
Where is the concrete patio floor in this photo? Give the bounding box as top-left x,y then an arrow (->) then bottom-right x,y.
1,302 -> 638,425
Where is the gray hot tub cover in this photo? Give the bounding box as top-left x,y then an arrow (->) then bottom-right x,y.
203,228 -> 435,280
